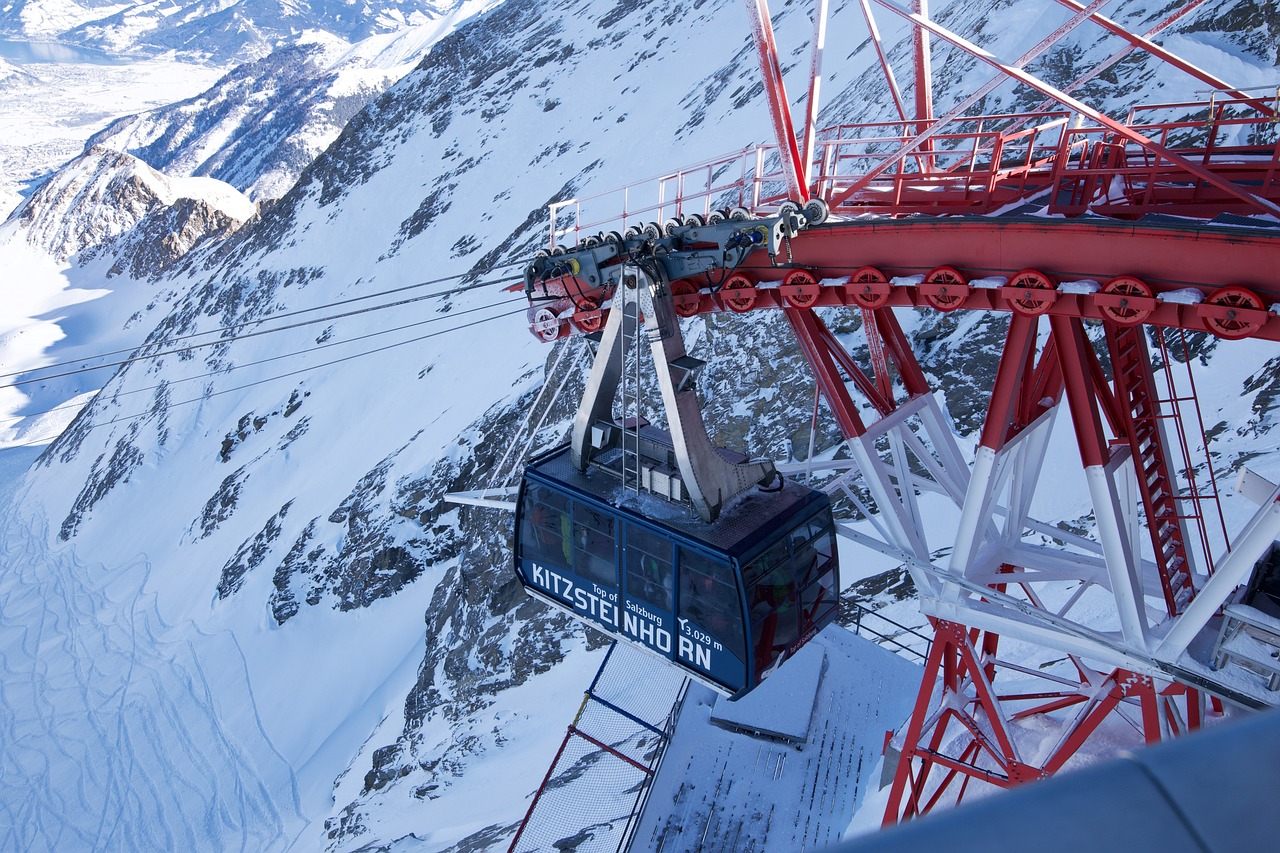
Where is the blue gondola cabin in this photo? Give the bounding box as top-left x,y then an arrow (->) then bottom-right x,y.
514,443 -> 841,697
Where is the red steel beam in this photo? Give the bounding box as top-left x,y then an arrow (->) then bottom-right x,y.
1049,314 -> 1109,467
979,313 -> 1040,452
911,0 -> 934,128
508,726 -> 576,852
567,726 -> 654,774
754,218 -> 1280,302
1050,0 -> 1277,118
785,308 -> 868,437
811,313 -> 896,415
872,305 -> 931,397
1021,335 -> 1063,429
536,219 -> 1280,342
854,0 -> 1280,216
744,0 -> 810,201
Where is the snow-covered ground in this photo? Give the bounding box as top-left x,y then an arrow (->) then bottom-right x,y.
0,444 -> 40,501
0,52 -> 226,217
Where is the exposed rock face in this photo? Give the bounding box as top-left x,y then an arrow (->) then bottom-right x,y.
0,0 -> 467,63
15,145 -> 252,263
96,195 -> 245,280
263,444 -> 451,625
87,39 -> 407,201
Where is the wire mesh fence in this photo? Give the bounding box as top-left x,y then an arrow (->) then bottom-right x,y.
590,643 -> 687,729
510,643 -> 688,853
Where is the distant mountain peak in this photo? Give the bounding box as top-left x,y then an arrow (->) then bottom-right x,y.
1,0 -> 481,63
14,145 -> 254,263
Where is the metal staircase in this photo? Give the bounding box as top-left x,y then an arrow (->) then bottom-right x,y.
1106,324 -> 1197,615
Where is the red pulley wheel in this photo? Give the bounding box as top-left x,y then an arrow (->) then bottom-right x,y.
720,273 -> 757,313
921,266 -> 970,313
571,297 -> 605,333
671,281 -> 702,318
1006,269 -> 1057,317
1098,276 -> 1154,326
781,269 -> 820,309
846,266 -> 890,309
1201,285 -> 1266,340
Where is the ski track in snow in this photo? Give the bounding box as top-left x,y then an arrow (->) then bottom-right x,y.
0,500 -> 303,852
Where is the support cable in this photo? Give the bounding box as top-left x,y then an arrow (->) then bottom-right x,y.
484,338 -> 588,493
0,271 -> 523,390
1,298 -> 521,426
8,302 -> 530,449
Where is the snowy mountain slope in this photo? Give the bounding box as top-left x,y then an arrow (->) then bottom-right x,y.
0,145 -> 254,447
3,0 -> 881,844
86,36 -> 405,203
83,9 -> 500,201
0,3 -> 498,448
0,0 -> 127,41
1,1 -> 1278,851
0,0 -> 480,63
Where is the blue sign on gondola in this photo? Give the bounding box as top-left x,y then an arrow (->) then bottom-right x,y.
527,563 -> 624,628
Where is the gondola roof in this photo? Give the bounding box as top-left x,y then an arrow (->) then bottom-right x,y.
526,444 -> 829,559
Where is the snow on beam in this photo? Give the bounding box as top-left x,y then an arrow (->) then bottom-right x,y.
442,487 -> 518,510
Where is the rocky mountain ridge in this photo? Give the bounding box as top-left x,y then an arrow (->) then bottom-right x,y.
0,0 -> 473,63
14,144 -> 255,263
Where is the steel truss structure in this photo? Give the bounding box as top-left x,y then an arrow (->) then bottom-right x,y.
522,0 -> 1280,827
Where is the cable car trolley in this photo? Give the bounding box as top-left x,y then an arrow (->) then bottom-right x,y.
515,229 -> 839,697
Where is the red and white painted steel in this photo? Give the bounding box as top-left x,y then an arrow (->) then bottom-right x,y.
530,0 -> 1280,825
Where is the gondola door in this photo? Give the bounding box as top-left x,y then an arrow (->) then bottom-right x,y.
742,508 -> 840,685
618,521 -> 678,666
675,547 -> 749,694
517,482 -> 624,634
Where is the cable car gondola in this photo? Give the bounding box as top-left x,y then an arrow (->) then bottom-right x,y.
515,439 -> 840,697
515,232 -> 838,696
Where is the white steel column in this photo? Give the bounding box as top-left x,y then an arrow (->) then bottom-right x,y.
1157,484 -> 1280,661
1088,461 -> 1149,648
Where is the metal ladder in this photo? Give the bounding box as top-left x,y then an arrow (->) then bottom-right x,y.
1106,325 -> 1198,615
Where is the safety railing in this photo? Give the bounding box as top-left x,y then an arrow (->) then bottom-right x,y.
615,677 -> 689,852
842,598 -> 932,664
1050,96 -> 1280,216
548,147 -> 794,247
543,100 -> 1280,247
812,112 -> 1070,213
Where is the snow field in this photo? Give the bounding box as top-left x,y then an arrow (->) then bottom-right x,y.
0,499 -> 303,851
